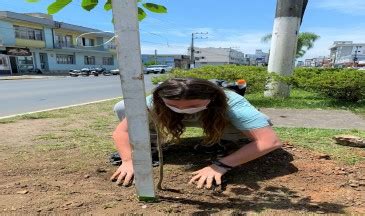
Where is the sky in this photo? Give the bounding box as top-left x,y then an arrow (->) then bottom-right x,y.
1,0 -> 365,60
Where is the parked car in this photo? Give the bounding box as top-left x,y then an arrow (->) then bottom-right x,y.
110,69 -> 120,75
69,69 -> 81,77
91,66 -> 106,75
145,65 -> 172,74
80,68 -> 91,76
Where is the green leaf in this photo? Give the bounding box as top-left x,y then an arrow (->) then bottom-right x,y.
138,7 -> 147,21
81,0 -> 98,11
104,0 -> 112,11
26,0 -> 40,2
142,3 -> 167,13
47,0 -> 72,14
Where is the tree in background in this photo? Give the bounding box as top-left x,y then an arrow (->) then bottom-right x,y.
262,32 -> 320,58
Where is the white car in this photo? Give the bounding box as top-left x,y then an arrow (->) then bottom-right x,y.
145,65 -> 172,74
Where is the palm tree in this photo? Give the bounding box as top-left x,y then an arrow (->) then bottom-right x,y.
262,32 -> 320,58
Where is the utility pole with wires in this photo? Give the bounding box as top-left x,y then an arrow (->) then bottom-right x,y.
190,32 -> 208,69
265,0 -> 308,98
154,49 -> 158,64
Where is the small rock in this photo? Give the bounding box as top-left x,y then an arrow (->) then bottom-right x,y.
37,209 -> 42,212
338,171 -> 347,175
76,202 -> 84,207
317,154 -> 331,160
11,206 -> 16,211
16,190 -> 29,194
299,187 -> 306,191
116,197 -> 123,201
349,183 -> 359,188
96,168 -> 107,173
46,207 -> 54,211
142,205 -> 147,209
84,175 -> 90,179
64,202 -> 73,206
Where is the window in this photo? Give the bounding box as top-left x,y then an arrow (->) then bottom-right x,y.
14,25 -> 43,41
80,38 -> 95,47
55,35 -> 73,48
84,56 -> 95,65
103,57 -> 114,65
89,39 -> 95,47
65,35 -> 72,47
56,54 -> 75,64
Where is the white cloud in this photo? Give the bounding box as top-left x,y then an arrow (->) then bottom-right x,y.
314,0 -> 365,16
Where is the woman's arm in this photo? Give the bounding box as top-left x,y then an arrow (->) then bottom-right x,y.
110,118 -> 134,186
189,126 -> 282,189
219,126 -> 282,167
112,118 -> 133,162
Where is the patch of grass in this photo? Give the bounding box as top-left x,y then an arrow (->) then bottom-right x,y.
181,127 -> 365,165
275,127 -> 365,165
245,89 -> 365,117
0,97 -> 122,124
20,111 -> 68,120
0,118 -> 17,124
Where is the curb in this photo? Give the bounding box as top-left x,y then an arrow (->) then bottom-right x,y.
0,97 -> 122,120
0,76 -> 66,81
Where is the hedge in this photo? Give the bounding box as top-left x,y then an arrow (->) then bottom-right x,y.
152,65 -> 365,102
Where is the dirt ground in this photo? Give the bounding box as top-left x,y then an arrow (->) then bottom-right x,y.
1,118 -> 365,215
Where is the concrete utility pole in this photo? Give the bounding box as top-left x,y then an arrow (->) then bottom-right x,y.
265,0 -> 306,98
190,32 -> 208,69
154,49 -> 158,64
111,0 -> 155,200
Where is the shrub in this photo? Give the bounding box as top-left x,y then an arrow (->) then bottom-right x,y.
152,65 -> 268,93
289,68 -> 365,102
152,66 -> 365,102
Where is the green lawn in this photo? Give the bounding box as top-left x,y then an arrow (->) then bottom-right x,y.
245,89 -> 365,117
1,94 -> 364,166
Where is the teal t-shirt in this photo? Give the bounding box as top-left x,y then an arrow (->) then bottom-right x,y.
146,90 -> 269,131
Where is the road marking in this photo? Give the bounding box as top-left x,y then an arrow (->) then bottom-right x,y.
0,97 -> 122,120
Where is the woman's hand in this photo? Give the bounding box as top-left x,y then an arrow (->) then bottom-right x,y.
189,165 -> 227,189
110,160 -> 134,186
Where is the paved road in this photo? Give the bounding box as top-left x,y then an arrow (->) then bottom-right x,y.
0,74 -> 159,117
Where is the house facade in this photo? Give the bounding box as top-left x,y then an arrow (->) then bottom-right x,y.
0,11 -> 117,75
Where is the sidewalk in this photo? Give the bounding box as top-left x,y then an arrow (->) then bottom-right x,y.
261,108 -> 365,130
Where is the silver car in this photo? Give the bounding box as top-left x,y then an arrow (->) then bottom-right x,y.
145,65 -> 172,74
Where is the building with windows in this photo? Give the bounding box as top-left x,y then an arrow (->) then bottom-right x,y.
245,49 -> 269,66
191,47 -> 245,68
0,11 -> 117,75
329,41 -> 365,67
303,56 -> 330,67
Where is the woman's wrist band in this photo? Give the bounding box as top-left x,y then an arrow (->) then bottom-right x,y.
211,160 -> 234,171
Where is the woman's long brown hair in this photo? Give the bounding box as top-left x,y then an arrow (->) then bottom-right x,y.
151,78 -> 228,145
